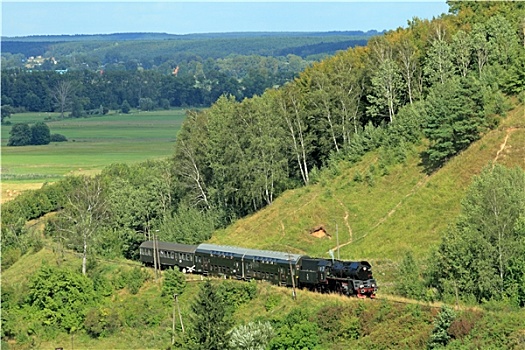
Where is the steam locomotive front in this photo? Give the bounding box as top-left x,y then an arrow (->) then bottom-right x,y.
330,260 -> 377,297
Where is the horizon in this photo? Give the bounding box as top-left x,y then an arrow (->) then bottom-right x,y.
2,2 -> 449,38
1,29 -> 384,39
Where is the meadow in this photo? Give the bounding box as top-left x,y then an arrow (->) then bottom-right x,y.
1,109 -> 188,200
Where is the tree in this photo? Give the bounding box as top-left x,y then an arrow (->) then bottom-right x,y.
429,165 -> 525,304
173,110 -> 212,210
396,35 -> 421,104
427,306 -> 455,349
139,97 -> 155,111
162,267 -> 186,297
395,251 -> 424,300
7,123 -> 31,146
275,86 -> 312,185
186,279 -> 232,350
229,321 -> 274,350
1,104 -> 15,123
53,80 -> 75,118
121,100 -> 131,114
30,122 -> 51,145
424,24 -> 455,85
366,58 -> 403,123
422,76 -> 485,170
58,175 -> 108,275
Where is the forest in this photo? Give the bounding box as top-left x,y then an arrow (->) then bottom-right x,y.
1,32 -> 376,113
2,1 -> 525,349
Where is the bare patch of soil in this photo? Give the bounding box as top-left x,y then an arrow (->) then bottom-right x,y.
309,225 -> 331,239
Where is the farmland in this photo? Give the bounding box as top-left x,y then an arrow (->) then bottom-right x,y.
1,109 -> 187,200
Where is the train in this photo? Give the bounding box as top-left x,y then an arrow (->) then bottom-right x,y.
139,240 -> 377,298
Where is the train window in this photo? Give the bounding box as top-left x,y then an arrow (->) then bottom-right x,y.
170,252 -> 174,259
160,250 -> 165,257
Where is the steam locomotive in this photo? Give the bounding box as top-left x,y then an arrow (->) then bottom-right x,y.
140,240 -> 377,298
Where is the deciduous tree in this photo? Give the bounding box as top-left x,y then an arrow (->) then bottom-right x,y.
58,175 -> 108,275
7,123 -> 31,146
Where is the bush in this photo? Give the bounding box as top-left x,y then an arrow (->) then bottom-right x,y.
229,321 -> 274,350
121,100 -> 131,114
84,307 -> 122,338
30,122 -> 50,145
216,280 -> 257,312
162,267 -> 186,297
126,267 -> 150,294
50,133 -> 68,142
428,306 -> 456,349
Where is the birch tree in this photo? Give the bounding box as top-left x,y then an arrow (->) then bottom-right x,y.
173,110 -> 212,210
53,80 -> 75,118
59,175 -> 108,275
275,86 -> 312,185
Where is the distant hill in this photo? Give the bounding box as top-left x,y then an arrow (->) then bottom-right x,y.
1,31 -> 379,59
1,30 -> 381,42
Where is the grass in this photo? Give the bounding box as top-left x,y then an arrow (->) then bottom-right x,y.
1,109 -> 187,193
210,101 -> 525,289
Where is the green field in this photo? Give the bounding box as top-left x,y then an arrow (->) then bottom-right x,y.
1,110 -> 188,184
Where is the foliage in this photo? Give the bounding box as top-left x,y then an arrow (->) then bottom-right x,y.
422,76 -> 485,171
158,204 -> 217,244
186,280 -> 232,350
229,321 -> 274,350
427,164 -> 525,305
161,267 -> 187,297
427,306 -> 456,349
269,319 -> 320,350
7,122 -> 31,146
395,251 -> 424,300
30,121 -> 51,145
216,280 -> 258,312
84,306 -> 122,338
1,104 -> 14,122
50,133 -> 68,142
26,263 -> 99,333
126,267 -> 150,294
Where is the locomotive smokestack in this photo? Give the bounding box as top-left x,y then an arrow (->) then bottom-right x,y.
328,249 -> 335,262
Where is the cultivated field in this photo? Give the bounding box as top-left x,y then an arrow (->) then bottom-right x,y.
1,109 -> 188,202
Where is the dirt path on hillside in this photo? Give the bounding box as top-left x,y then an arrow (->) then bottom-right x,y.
493,127 -> 517,166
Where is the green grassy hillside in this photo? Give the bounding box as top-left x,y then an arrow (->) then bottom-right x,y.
210,101 -> 525,270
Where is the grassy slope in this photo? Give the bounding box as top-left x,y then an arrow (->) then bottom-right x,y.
211,101 -> 525,274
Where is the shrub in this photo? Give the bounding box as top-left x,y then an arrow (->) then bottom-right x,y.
229,321 -> 274,350
50,133 -> 68,142
162,267 -> 186,297
30,122 -> 50,145
84,307 -> 122,338
216,280 -> 257,312
427,306 -> 456,349
126,267 -> 150,294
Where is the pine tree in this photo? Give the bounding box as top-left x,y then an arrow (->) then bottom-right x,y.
187,280 -> 232,350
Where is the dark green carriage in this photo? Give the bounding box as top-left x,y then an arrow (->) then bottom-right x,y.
195,243 -> 305,286
139,241 -> 197,272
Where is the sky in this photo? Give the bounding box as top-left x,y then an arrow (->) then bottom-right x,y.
1,1 -> 450,37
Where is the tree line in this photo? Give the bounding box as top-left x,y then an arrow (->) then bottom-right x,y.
1,54 -> 312,116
